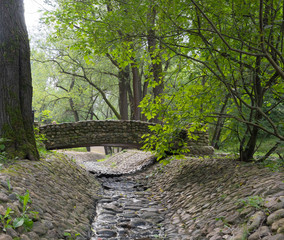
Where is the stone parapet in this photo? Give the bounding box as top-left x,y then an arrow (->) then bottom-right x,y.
39,120 -> 211,152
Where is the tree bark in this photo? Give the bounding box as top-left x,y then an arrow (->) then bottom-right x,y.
57,77 -> 80,122
239,57 -> 264,161
147,3 -> 164,123
211,94 -> 230,149
118,67 -> 129,120
131,61 -> 141,120
0,0 -> 39,160
147,4 -> 164,99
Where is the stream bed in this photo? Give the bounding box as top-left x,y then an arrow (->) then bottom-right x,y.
90,175 -> 168,240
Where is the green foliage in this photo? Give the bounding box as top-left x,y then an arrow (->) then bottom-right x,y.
140,74 -> 214,163
0,208 -> 13,232
64,231 -> 81,240
0,138 -> 5,152
34,127 -> 46,145
238,196 -> 265,210
66,147 -> 87,152
0,138 -> 11,166
97,154 -> 111,162
34,126 -> 49,158
6,179 -> 12,193
0,152 -> 8,167
40,110 -> 53,124
31,31 -> 120,122
15,190 -> 38,232
17,190 -> 32,212
0,190 -> 38,233
142,125 -> 190,164
36,0 -> 284,163
215,216 -> 231,227
258,157 -> 284,172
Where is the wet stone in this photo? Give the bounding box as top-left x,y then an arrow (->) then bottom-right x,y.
124,205 -> 143,211
130,219 -> 149,227
97,214 -> 116,222
103,203 -> 122,213
100,209 -> 117,215
90,176 -> 166,239
96,228 -> 117,237
98,198 -> 112,204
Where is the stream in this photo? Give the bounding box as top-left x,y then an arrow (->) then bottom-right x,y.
90,175 -> 168,240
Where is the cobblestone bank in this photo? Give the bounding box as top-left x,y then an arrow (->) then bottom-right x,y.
1,150 -> 282,240
137,157 -> 284,240
0,153 -> 100,240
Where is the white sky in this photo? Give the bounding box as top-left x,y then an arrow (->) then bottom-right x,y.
24,0 -> 45,33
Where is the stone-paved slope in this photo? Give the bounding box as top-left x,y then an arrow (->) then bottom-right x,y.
136,157 -> 284,240
0,153 -> 100,240
0,150 -> 283,240
83,149 -> 156,176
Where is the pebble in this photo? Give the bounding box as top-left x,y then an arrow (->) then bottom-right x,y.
0,192 -> 9,202
268,210 -> 284,225
247,211 -> 266,232
271,218 -> 284,233
90,176 -> 169,239
248,226 -> 271,240
0,234 -> 13,240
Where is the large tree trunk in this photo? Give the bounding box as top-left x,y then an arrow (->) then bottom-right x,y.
131,61 -> 141,120
147,3 -> 164,123
0,0 -> 39,160
239,57 -> 264,162
118,67 -> 129,120
69,98 -> 79,122
147,4 -> 164,99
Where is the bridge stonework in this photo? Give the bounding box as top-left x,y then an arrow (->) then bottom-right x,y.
39,120 -> 213,155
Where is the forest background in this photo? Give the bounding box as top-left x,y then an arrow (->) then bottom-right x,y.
29,0 -> 283,163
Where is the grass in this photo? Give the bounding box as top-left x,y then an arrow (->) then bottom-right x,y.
218,137 -> 283,159
62,147 -> 88,152
97,154 -> 111,162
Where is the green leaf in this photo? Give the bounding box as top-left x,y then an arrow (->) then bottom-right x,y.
13,217 -> 24,228
4,208 -> 12,218
0,144 -> 5,151
23,217 -> 34,231
23,190 -> 30,212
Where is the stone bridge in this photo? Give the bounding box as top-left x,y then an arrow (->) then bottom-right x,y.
39,120 -> 213,154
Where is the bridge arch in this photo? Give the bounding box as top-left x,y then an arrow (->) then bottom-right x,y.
39,120 -> 213,155
39,120 -> 155,150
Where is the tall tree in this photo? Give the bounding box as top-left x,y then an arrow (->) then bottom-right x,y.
0,0 -> 39,160
43,0 -> 167,121
148,0 -> 284,161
